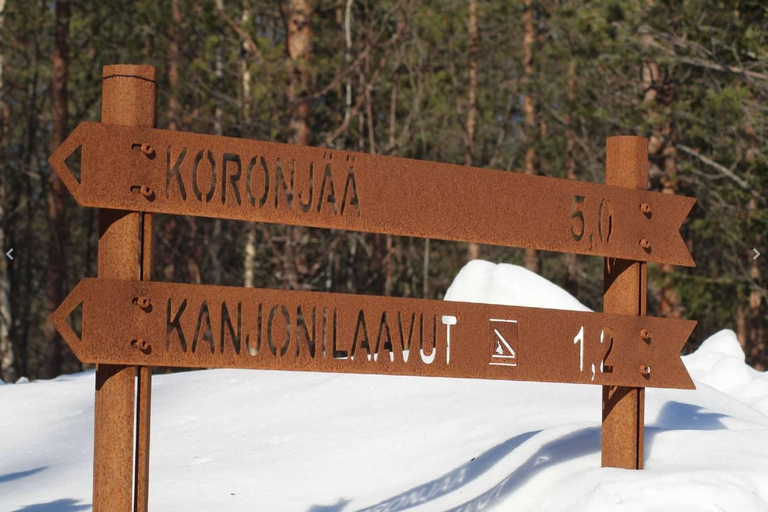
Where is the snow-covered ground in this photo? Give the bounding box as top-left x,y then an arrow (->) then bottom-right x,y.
2,261 -> 767,512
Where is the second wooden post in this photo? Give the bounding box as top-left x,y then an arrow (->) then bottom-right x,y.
602,136 -> 648,469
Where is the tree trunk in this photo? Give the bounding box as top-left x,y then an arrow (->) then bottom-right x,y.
285,0 -> 312,146
163,0 -> 181,282
563,59 -> 578,296
241,4 -> 258,289
343,0 -> 353,140
168,0 -> 180,132
0,196 -> 12,381
18,32 -> 43,377
214,0 -> 224,137
167,0 -> 201,285
522,0 -> 537,273
466,0 -> 480,262
384,65 -> 397,296
736,304 -> 748,348
282,0 -> 313,290
640,29 -> 680,318
748,197 -> 764,369
44,0 -> 71,378
0,0 -> 15,382
658,140 -> 681,319
211,0 -> 225,285
643,37 -> 680,319
363,0 -> 375,154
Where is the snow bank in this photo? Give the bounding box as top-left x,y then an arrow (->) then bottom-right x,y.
684,329 -> 768,416
1,260 -> 767,512
445,260 -> 591,312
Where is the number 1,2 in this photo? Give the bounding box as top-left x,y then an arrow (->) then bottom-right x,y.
572,326 -> 614,381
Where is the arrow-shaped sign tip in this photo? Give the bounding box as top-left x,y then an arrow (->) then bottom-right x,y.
50,282 -> 87,361
676,319 -> 697,390
48,124 -> 86,202
675,196 -> 697,268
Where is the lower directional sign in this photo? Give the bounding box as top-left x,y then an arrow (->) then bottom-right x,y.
53,279 -> 696,389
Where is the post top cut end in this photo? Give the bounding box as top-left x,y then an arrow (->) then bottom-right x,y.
102,65 -> 157,83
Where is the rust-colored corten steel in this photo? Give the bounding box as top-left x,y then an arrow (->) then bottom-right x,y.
49,122 -> 696,267
602,137 -> 648,470
53,278 -> 696,390
94,64 -> 156,512
50,63 -> 700,506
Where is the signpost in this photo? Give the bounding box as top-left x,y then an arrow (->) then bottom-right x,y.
51,64 -> 698,511
92,65 -> 156,512
52,278 -> 695,389
49,122 -> 695,266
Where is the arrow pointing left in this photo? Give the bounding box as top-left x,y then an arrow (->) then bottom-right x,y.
5,248 -> 13,260
50,122 -> 697,267
54,278 -> 696,390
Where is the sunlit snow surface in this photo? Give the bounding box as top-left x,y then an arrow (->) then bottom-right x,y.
2,261 -> 767,511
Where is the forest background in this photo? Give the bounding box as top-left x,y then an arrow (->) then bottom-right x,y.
0,0 -> 766,381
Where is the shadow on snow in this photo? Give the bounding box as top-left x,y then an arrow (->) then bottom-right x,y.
0,467 -> 46,485
12,499 -> 90,512
1,467 -> 90,512
308,400 -> 728,512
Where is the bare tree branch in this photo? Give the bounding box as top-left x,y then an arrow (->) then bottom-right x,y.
678,144 -> 766,205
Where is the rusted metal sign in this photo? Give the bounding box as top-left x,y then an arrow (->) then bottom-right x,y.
53,278 -> 695,389
50,122 -> 696,266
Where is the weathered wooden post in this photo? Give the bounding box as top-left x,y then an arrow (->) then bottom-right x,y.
602,136 -> 649,469
94,64 -> 156,511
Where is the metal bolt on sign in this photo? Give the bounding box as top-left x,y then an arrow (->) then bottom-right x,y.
50,64 -> 698,509
135,296 -> 152,310
140,143 -> 155,158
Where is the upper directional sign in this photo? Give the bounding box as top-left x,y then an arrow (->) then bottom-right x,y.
53,278 -> 696,389
50,123 -> 696,266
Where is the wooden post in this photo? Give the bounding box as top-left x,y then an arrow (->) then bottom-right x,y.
94,65 -> 156,511
602,136 -> 648,469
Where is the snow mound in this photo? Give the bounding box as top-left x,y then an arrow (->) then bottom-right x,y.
445,260 -> 591,312
1,260 -> 767,512
684,329 -> 768,416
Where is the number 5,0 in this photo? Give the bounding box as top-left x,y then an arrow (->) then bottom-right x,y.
570,196 -> 585,241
